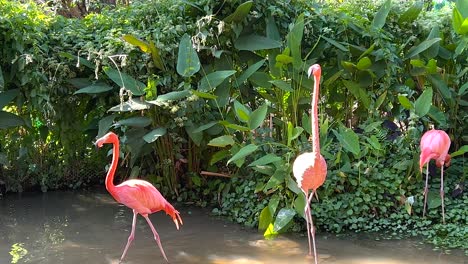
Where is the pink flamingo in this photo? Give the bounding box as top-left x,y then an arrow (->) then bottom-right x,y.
293,64 -> 327,264
419,129 -> 451,224
95,132 -> 183,262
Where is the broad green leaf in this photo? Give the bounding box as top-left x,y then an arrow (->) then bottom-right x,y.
372,0 -> 392,29
98,115 -> 116,138
457,0 -> 468,18
427,74 -> 451,100
148,90 -> 190,103
235,59 -> 265,86
273,208 -> 296,232
224,1 -> 253,23
258,206 -> 273,231
342,80 -> 371,109
177,34 -> 200,77
375,91 -> 387,109
270,80 -> 293,92
227,144 -> 258,165
148,41 -> 165,71
302,113 -> 311,135
290,126 -> 304,141
268,195 -> 280,215
234,100 -> 251,123
264,169 -> 285,192
115,116 -> 152,128
287,177 -> 302,194
234,35 -> 281,51
73,84 -> 113,94
333,127 -> 360,156
294,193 -> 306,218
356,57 -> 372,70
199,70 -> 236,91
219,121 -> 251,131
185,123 -> 203,146
0,89 -> 19,109
67,78 -> 92,88
428,105 -> 447,126
122,34 -> 150,52
398,95 -> 414,110
414,88 -> 433,117
191,90 -> 218,99
398,1 -> 422,24
210,149 -> 230,165
451,145 -> 468,158
248,104 -> 268,130
427,191 -> 442,209
323,70 -> 343,87
263,223 -> 279,239
0,111 -> 24,129
367,135 -> 382,150
250,72 -> 272,88
322,36 -> 348,52
104,67 -> 146,96
459,82 -> 468,96
405,38 -> 441,59
248,154 -> 281,167
266,15 -> 280,41
453,8 -> 464,34
287,13 -> 304,69
423,27 -> 440,58
208,135 -> 235,147
193,121 -> 218,133
143,127 -> 167,143
276,54 -> 294,65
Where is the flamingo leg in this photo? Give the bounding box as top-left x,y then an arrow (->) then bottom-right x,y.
304,191 -> 312,257
423,164 -> 429,217
305,191 -> 318,264
440,166 -> 445,224
120,210 -> 138,263
143,214 -> 169,262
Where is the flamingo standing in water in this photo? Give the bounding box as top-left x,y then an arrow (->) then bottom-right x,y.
95,132 -> 183,262
419,129 -> 451,224
293,64 -> 327,264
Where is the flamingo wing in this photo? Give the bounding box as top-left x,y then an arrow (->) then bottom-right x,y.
113,179 -> 166,215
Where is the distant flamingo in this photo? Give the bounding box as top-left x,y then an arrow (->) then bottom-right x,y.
95,132 -> 183,262
293,64 -> 327,264
419,129 -> 451,224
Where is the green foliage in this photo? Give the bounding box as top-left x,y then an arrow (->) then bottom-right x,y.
0,0 -> 466,254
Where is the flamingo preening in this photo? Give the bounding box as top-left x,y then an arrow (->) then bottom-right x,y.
95,132 -> 183,262
292,64 -> 327,264
419,129 -> 451,224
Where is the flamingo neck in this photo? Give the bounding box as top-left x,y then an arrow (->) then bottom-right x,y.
311,73 -> 321,155
105,137 -> 119,193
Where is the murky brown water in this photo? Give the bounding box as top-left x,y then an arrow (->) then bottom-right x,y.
0,189 -> 466,264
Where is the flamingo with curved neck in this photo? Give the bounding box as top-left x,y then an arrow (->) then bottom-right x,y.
292,64 -> 327,264
95,132 -> 182,263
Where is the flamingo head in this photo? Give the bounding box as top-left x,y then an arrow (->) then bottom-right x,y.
94,132 -> 118,148
307,64 -> 321,79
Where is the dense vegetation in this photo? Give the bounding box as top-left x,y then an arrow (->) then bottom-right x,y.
1,0 -> 467,253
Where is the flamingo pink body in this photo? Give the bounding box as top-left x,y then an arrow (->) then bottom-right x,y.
292,64 -> 327,264
95,132 -> 182,262
419,129 -> 451,224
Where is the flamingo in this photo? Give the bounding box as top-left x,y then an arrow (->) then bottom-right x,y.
292,64 -> 327,264
95,132 -> 183,263
419,129 -> 451,224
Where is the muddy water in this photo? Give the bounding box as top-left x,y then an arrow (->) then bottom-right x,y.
0,189 -> 466,264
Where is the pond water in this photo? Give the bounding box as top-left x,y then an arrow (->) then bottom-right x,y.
0,189 -> 466,264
